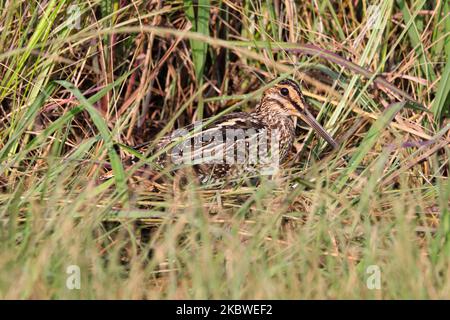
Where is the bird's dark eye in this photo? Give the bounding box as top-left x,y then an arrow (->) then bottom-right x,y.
280,88 -> 289,96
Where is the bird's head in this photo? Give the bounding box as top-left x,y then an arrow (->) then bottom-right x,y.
260,79 -> 338,149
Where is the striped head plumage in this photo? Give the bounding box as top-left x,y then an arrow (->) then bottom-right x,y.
255,79 -> 338,150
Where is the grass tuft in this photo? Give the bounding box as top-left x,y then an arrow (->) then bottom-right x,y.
0,1 -> 448,299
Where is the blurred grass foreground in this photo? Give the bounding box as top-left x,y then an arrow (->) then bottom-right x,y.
0,1 -> 449,299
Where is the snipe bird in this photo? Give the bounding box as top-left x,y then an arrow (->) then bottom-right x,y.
150,79 -> 338,184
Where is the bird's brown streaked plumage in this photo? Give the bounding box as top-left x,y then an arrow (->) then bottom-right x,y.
151,79 -> 338,184
98,79 -> 337,184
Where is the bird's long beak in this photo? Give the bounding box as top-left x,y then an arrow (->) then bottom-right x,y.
292,102 -> 338,149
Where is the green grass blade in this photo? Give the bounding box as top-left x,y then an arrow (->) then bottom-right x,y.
397,0 -> 436,82
335,101 -> 406,190
431,58 -> 450,124
0,82 -> 56,162
184,0 -> 209,119
24,71 -> 133,154
184,0 -> 210,82
55,80 -> 128,202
